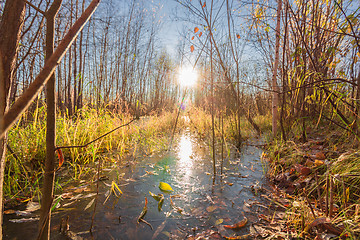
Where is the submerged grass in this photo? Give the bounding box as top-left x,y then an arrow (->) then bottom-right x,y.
4,105 -> 183,202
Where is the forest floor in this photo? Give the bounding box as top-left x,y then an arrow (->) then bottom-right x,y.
263,126 -> 360,239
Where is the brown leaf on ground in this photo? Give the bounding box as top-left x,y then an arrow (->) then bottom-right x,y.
315,152 -> 326,160
304,217 -> 344,236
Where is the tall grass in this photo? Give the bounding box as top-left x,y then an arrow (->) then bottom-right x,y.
4,105 -> 182,201
187,107 -> 272,141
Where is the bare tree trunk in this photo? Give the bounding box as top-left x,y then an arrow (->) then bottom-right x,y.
0,0 -> 101,140
0,1 -> 26,238
38,2 -> 62,239
280,1 -> 288,141
210,28 -> 216,177
271,0 -> 282,137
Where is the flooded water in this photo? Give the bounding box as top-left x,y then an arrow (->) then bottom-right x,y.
4,129 -> 267,239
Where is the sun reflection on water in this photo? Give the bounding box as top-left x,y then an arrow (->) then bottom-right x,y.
177,134 -> 193,182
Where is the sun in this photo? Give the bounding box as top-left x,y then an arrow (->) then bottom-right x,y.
178,65 -> 198,88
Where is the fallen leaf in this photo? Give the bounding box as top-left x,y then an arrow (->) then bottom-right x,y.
149,191 -> 163,201
305,217 -> 344,235
159,182 -> 174,192
25,201 -> 40,212
84,198 -> 95,211
225,181 -> 233,186
215,219 -> 223,225
301,166 -> 311,176
314,159 -> 324,167
137,197 -> 148,223
152,220 -> 167,240
158,196 -> 164,211
145,171 -> 158,175
4,209 -> 15,214
162,231 -> 171,237
315,152 -> 326,160
224,235 -> 250,240
305,159 -> 314,167
224,217 -> 248,229
206,205 -> 217,212
9,217 -> 39,223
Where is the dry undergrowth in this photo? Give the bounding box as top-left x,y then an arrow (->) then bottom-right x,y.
263,129 -> 360,239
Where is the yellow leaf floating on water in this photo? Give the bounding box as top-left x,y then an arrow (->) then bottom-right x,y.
215,218 -> 223,225
159,182 -> 174,192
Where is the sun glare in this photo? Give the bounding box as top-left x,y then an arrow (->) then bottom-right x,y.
178,66 -> 198,88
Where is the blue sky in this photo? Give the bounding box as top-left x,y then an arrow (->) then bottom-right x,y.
155,0 -> 184,55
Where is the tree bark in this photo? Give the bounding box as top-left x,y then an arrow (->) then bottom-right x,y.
0,1 -> 26,238
38,1 -> 62,239
271,0 -> 282,137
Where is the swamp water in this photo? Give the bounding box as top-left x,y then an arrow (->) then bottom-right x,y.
4,129 -> 268,239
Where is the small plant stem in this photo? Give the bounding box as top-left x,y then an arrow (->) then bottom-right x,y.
342,176 -> 347,209
329,175 -> 334,218
325,173 -> 329,217
314,171 -> 323,211
303,189 -> 316,219
6,143 -> 19,162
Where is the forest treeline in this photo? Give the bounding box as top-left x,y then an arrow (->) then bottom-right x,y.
0,0 -> 359,239
4,0 -> 359,139
12,0 -> 180,116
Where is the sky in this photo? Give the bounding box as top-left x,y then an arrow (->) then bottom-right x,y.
154,0 -> 185,55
